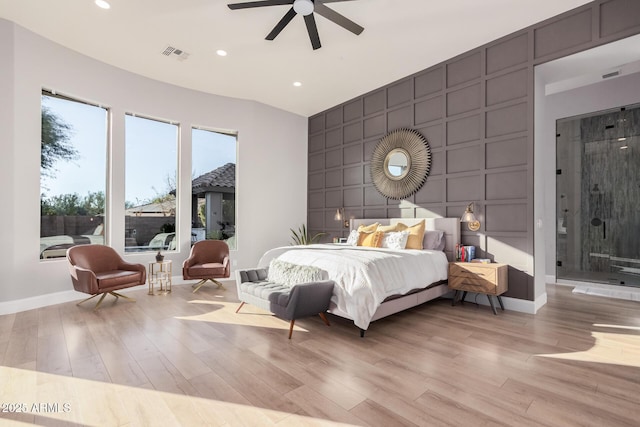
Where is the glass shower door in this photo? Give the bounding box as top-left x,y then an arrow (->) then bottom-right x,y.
556,104 -> 640,287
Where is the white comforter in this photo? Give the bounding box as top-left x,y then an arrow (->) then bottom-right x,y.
258,244 -> 448,330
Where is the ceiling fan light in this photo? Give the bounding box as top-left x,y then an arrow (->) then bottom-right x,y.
293,0 -> 314,16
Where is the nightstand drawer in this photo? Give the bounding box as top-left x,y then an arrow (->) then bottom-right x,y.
448,262 -> 508,295
449,263 -> 496,282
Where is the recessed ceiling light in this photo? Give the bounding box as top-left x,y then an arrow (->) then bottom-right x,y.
293,81 -> 302,87
216,49 -> 228,57
95,0 -> 111,9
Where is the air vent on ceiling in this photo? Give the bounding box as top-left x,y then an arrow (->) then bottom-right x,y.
161,45 -> 190,61
602,70 -> 620,79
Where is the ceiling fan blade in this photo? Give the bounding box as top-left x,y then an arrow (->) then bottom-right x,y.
317,0 -> 359,3
228,0 -> 292,10
304,14 -> 321,50
314,2 -> 364,35
266,7 -> 297,40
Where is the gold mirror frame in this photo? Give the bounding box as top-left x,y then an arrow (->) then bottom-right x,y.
371,129 -> 432,200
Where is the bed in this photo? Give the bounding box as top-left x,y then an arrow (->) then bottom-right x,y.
257,217 -> 459,335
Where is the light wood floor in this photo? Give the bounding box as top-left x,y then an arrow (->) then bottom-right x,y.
1,282 -> 639,426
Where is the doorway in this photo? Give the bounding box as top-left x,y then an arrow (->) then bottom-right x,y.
556,104 -> 640,287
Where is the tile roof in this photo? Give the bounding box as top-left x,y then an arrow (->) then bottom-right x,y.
192,163 -> 235,194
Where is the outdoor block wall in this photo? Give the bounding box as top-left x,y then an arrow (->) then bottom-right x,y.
308,0 -> 640,301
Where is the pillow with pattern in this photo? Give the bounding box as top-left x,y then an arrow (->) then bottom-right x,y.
346,229 -> 359,246
381,230 -> 410,250
268,259 -> 326,286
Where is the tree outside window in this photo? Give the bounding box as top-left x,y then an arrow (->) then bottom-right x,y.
40,92 -> 108,260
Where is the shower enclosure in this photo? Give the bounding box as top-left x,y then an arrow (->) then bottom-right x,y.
556,103 -> 640,287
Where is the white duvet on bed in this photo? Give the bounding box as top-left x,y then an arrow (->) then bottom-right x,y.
258,244 -> 448,330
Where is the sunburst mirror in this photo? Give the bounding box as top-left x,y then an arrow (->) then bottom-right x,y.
371,129 -> 432,200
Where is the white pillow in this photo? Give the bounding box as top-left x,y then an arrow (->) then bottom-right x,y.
346,229 -> 359,246
381,230 -> 410,250
268,259 -> 326,286
423,230 -> 445,250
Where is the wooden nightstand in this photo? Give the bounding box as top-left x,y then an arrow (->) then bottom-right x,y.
448,262 -> 508,315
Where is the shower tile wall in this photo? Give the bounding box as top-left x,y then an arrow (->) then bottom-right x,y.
308,0 -> 640,301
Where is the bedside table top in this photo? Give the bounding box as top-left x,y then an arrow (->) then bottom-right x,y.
450,262 -> 507,268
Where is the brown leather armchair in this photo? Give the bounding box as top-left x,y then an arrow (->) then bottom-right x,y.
183,240 -> 230,293
67,244 -> 146,310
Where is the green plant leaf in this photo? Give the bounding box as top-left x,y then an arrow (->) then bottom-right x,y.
290,224 -> 326,245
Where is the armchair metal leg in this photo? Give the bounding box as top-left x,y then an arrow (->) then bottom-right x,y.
110,291 -> 136,302
211,279 -> 226,290
77,294 -> 100,306
94,293 -> 108,310
191,279 -> 209,294
192,278 -> 226,293
77,291 -> 136,310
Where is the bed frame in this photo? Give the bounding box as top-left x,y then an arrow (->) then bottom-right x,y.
331,217 -> 460,336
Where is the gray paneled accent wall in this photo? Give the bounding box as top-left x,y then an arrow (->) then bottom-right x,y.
307,0 -> 640,301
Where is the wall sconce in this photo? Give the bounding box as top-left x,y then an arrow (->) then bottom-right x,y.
460,202 -> 481,231
334,208 -> 349,228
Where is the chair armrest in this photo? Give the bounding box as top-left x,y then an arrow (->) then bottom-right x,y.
183,254 -> 197,269
116,261 -> 147,284
285,280 -> 335,319
222,256 -> 229,269
69,265 -> 99,294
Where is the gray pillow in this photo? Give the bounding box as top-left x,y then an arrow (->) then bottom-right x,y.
423,230 -> 445,251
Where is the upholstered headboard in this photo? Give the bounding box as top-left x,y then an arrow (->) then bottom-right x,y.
349,217 -> 460,262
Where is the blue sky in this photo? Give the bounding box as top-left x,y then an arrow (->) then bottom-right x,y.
41,95 -> 236,205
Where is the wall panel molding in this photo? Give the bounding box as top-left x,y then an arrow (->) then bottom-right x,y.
307,0 -> 640,301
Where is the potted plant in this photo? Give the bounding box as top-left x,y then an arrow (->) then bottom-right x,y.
290,224 -> 326,245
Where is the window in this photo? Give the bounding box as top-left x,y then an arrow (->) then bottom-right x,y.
40,91 -> 108,259
125,114 -> 178,253
191,128 -> 237,250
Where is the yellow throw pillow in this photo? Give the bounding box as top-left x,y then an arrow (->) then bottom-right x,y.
357,222 -> 380,233
358,230 -> 384,247
396,220 -> 426,249
377,223 -> 400,233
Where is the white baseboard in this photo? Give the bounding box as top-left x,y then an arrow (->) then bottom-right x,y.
546,274 -> 556,284
0,275 -> 237,316
0,289 -> 84,316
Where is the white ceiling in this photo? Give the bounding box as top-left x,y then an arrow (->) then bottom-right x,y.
0,0 -> 594,117
537,34 -> 640,95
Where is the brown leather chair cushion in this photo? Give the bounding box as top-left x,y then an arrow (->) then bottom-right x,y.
96,270 -> 144,291
186,263 -> 226,278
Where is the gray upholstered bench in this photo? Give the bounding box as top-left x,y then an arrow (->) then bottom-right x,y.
235,266 -> 335,339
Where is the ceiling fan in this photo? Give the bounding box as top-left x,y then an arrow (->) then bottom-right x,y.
227,0 -> 363,50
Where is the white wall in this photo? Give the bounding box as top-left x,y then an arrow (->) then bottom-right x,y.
0,19 -> 308,310
534,69 -> 640,298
